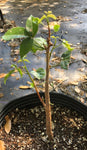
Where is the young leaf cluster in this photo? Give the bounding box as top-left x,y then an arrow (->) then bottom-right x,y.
2,15 -> 47,58
2,11 -> 73,83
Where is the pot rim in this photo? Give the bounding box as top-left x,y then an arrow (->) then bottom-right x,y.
0,92 -> 87,127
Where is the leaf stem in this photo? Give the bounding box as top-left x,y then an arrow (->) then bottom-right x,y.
23,60 -> 46,108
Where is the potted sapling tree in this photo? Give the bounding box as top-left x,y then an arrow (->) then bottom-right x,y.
2,11 -> 87,146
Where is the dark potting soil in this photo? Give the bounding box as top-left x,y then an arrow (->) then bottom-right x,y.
0,105 -> 87,150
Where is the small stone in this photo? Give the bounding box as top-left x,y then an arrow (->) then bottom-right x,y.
82,137 -> 87,141
13,57 -> 17,62
31,109 -> 34,114
64,5 -> 66,8
62,136 -> 66,141
17,139 -> 19,142
68,139 -> 72,145
16,108 -> 19,112
41,136 -> 47,142
41,132 -> 44,136
77,42 -> 80,45
74,16 -> 78,19
39,8 -> 42,11
65,31 -> 68,34
35,113 -> 39,118
53,144 -> 57,149
79,21 -> 83,24
75,86 -> 80,93
54,120 -> 56,123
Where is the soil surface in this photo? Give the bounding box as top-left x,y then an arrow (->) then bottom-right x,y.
0,0 -> 87,110
0,105 -> 87,150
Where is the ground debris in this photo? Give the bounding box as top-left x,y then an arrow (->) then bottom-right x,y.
0,93 -> 4,98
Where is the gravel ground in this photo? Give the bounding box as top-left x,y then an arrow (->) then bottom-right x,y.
0,105 -> 87,150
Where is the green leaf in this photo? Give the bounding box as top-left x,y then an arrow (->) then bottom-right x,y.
23,59 -> 30,63
2,27 -> 29,40
44,11 -> 52,15
11,64 -> 23,77
30,68 -> 46,80
36,68 -> 46,79
32,37 -> 47,53
18,58 -> 30,63
20,38 -> 33,58
30,70 -> 40,79
30,83 -> 34,88
51,35 -> 56,39
47,14 -> 56,20
18,59 -> 23,63
4,69 -> 15,84
26,15 -> 39,37
60,50 -> 71,69
38,15 -> 46,24
60,60 -> 69,69
62,39 -> 74,51
54,24 -> 60,32
44,11 -> 52,14
62,50 -> 71,59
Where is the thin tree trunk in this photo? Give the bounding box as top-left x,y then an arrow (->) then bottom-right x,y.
45,44 -> 53,141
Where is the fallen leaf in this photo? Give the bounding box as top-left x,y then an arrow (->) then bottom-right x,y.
70,23 -> 79,27
0,73 -> 16,79
10,92 -> 14,95
0,58 -> 3,61
57,16 -> 72,22
55,68 -> 64,72
54,78 -> 64,83
0,93 -> 4,98
19,85 -> 30,89
75,86 -> 80,93
4,115 -> 11,134
69,118 -> 77,127
13,117 -> 18,124
16,77 -> 20,80
11,73 -> 15,77
0,140 -> 6,150
78,68 -> 84,72
27,81 -> 32,85
80,90 -> 84,96
82,58 -> 87,64
69,81 -> 78,85
0,73 -> 7,79
70,56 -> 76,60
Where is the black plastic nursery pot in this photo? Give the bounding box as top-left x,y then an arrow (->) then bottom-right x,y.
0,92 -> 87,127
